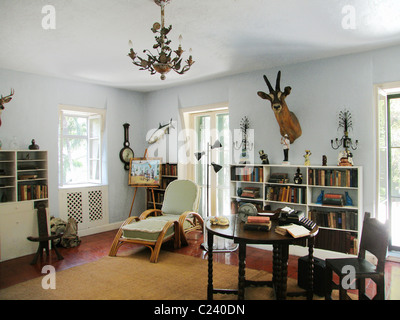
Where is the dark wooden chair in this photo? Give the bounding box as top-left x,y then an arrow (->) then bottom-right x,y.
325,212 -> 389,300
27,203 -> 64,265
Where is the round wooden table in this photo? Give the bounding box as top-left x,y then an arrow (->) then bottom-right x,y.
206,215 -> 319,300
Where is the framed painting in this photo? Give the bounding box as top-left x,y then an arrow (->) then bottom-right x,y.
128,158 -> 161,187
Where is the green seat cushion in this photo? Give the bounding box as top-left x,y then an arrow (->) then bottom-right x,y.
122,215 -> 191,242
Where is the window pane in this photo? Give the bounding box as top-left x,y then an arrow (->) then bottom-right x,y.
390,98 -> 400,147
62,138 -> 87,184
195,115 -> 210,217
216,113 -> 230,216
63,115 -> 87,136
89,139 -> 100,160
391,148 -> 400,198
89,159 -> 100,181
391,199 -> 400,247
89,117 -> 100,139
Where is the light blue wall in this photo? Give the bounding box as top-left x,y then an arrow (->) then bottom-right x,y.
1,44 -> 399,222
0,69 -> 147,222
144,44 -> 400,215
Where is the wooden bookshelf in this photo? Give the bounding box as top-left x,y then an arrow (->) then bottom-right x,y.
145,163 -> 178,210
230,164 -> 362,255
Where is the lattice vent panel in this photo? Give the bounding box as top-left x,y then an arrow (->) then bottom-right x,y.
66,192 -> 83,223
88,190 -> 103,221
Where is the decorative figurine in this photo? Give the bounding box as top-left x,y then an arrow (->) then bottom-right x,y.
316,190 -> 324,204
259,150 -> 269,164
294,167 -> 303,184
345,191 -> 353,206
281,134 -> 290,164
304,150 -> 312,166
322,155 -> 327,166
28,139 -> 39,150
237,187 -> 243,197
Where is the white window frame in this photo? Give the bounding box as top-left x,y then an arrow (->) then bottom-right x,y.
58,105 -> 106,187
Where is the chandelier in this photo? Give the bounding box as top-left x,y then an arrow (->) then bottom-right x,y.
128,0 -> 194,80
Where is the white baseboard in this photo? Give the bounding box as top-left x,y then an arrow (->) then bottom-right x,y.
78,221 -> 123,237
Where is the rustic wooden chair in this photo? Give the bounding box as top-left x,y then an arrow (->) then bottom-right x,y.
325,212 -> 389,300
27,203 -> 64,265
109,179 -> 203,263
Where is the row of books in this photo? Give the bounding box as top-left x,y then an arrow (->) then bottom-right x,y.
308,168 -> 358,187
265,186 -> 306,204
231,166 -> 264,182
314,228 -> 358,255
18,184 -> 48,201
161,164 -> 177,176
159,177 -> 177,189
309,209 -> 358,231
147,189 -> 164,204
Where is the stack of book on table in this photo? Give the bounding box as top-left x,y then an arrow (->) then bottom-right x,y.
275,224 -> 310,238
244,216 -> 271,231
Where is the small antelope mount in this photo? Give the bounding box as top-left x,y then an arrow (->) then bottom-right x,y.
0,89 -> 15,127
257,71 -> 302,144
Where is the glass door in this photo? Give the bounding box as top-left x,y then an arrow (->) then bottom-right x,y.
388,94 -> 400,251
192,109 -> 230,218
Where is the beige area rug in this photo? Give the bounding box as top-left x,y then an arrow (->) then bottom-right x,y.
0,250 -> 324,300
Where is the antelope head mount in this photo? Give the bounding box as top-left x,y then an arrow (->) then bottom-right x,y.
0,89 -> 15,127
257,71 -> 302,143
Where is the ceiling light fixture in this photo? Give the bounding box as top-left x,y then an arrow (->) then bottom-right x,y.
128,0 -> 194,80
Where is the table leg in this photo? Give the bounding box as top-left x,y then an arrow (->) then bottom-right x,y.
207,230 -> 214,300
279,244 -> 289,300
238,243 -> 246,300
307,237 -> 315,300
272,244 -> 280,296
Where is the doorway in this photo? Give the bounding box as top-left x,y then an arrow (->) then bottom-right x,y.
186,106 -> 230,218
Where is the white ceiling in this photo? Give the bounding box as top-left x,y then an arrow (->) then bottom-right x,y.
1,0 -> 400,92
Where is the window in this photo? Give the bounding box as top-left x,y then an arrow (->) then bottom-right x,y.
376,85 -> 400,251
58,106 -> 105,186
186,106 -> 230,217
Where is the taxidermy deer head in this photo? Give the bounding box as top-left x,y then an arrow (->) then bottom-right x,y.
0,89 -> 15,127
257,71 -> 302,143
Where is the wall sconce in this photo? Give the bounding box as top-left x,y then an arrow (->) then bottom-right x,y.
330,109 -> 358,165
234,116 -> 254,164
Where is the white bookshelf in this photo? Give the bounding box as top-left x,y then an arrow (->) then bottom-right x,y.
230,164 -> 363,255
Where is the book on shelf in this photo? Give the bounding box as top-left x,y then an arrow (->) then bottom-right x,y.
308,168 -> 358,187
241,186 -> 260,198
231,166 -> 263,182
309,209 -> 358,231
322,193 -> 345,206
162,163 -> 177,176
275,224 -> 310,238
314,228 -> 358,254
19,184 -> 48,201
265,185 -> 305,204
268,172 -> 289,183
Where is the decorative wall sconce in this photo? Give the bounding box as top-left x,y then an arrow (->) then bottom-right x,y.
330,109 -> 358,166
234,116 -> 253,164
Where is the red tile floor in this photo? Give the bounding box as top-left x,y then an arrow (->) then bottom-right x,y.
1,229 -> 399,299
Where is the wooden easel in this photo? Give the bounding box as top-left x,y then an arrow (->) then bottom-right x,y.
128,149 -> 157,217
